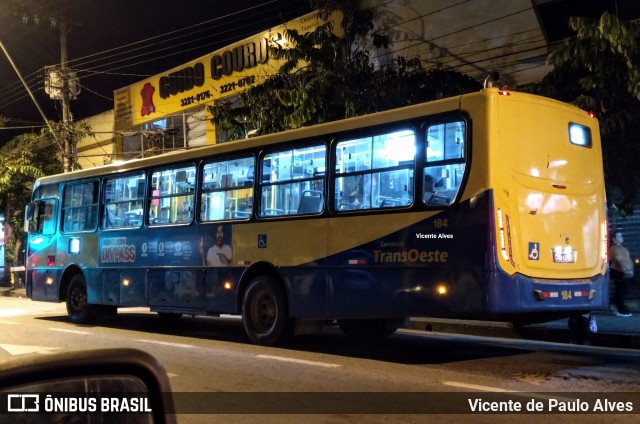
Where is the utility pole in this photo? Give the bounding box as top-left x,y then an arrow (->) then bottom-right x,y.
13,10 -> 79,172
43,17 -> 80,173
59,21 -> 74,173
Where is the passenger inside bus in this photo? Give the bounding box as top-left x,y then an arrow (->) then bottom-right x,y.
423,174 -> 436,204
38,203 -> 55,235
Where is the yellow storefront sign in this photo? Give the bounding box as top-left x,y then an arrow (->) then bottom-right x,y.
114,11 -> 340,144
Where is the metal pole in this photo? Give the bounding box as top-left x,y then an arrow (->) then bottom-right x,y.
60,22 -> 74,173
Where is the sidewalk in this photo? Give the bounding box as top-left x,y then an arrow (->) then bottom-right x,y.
0,284 -> 27,299
2,284 -> 639,348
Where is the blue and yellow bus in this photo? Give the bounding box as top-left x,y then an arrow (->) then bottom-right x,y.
24,88 -> 608,345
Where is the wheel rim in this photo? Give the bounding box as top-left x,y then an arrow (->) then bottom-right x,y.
70,286 -> 87,313
250,289 -> 277,333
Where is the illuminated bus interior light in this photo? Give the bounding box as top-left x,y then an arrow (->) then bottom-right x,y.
69,238 -> 80,254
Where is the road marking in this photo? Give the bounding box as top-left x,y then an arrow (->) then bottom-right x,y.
134,339 -> 194,348
442,381 -> 575,403
442,381 -> 510,392
0,308 -> 31,318
257,354 -> 341,368
49,328 -> 92,335
0,344 -> 60,356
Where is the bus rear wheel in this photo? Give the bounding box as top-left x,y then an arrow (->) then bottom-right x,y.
242,276 -> 292,346
338,318 -> 400,341
66,274 -> 93,324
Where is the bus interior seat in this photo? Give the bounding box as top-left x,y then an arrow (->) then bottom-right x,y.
426,194 -> 451,206
380,198 -> 402,208
338,202 -> 360,211
298,190 -> 324,214
233,210 -> 251,219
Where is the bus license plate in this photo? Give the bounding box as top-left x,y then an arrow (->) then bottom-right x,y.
553,251 -> 575,263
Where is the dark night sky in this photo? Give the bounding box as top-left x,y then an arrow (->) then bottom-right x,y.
0,0 -> 311,142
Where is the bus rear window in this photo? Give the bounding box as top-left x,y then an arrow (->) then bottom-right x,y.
569,123 -> 591,147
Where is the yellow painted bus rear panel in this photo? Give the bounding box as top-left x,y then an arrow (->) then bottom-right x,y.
479,90 -> 606,280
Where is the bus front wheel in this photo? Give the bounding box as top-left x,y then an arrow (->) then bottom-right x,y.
66,274 -> 93,324
241,276 -> 292,346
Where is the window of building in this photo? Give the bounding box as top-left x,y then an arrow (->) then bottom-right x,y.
122,113 -> 186,161
259,144 -> 326,217
423,120 -> 466,206
62,181 -> 98,232
149,165 -> 196,226
103,173 -> 145,229
200,156 -> 254,221
335,129 -> 415,211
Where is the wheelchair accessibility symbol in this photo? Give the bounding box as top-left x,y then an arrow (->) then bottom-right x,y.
528,242 -> 540,260
258,234 -> 267,249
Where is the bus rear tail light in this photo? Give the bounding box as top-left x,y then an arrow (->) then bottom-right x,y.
497,209 -> 514,265
601,219 -> 608,267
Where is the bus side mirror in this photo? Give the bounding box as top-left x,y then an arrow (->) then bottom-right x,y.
24,203 -> 35,232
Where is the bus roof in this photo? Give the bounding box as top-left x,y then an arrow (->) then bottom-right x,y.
32,88 -> 591,189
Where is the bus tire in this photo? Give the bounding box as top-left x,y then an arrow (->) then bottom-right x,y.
66,274 -> 94,324
242,276 -> 292,346
338,318 -> 400,341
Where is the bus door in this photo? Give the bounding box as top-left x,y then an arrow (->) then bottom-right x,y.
25,198 -> 59,300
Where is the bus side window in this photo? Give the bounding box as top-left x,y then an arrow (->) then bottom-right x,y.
200,156 -> 255,222
335,129 -> 415,212
103,173 -> 145,230
259,144 -> 326,218
149,165 -> 195,226
37,199 -> 57,236
62,181 -> 99,233
424,120 -> 466,207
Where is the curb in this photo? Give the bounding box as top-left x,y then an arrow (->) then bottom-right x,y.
408,316 -> 640,349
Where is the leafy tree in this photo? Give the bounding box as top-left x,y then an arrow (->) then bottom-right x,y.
522,12 -> 640,213
0,137 -> 47,281
209,0 -> 480,140
0,121 -> 88,281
